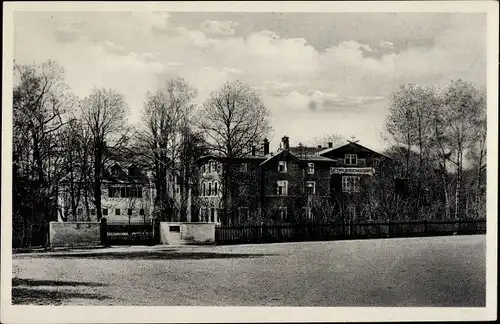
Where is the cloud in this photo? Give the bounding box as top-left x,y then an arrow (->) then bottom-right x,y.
222,67 -> 244,74
98,40 -> 127,55
200,20 -> 238,36
13,12 -> 486,149
306,90 -> 385,111
379,40 -> 394,49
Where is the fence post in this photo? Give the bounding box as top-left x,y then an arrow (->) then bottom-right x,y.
424,219 -> 428,235
153,218 -> 161,245
387,219 -> 392,237
100,217 -> 108,247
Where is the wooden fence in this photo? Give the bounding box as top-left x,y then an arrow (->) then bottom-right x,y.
215,219 -> 486,245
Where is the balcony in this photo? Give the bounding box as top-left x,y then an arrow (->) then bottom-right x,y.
334,158 -> 367,167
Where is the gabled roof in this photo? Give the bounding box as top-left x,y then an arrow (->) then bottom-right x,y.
196,152 -> 273,164
259,149 -> 301,167
301,155 -> 336,162
317,141 -> 390,159
289,146 -> 322,156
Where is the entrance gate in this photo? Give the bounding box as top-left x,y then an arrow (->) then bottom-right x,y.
105,219 -> 155,245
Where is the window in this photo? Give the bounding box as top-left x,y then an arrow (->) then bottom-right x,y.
238,207 -> 250,224
109,187 -> 120,198
210,208 -> 216,222
303,207 -> 314,220
240,163 -> 248,172
342,176 -> 360,193
176,186 -> 180,194
277,180 -> 288,196
347,205 -> 357,220
140,209 -> 145,216
345,154 -> 357,165
199,207 -> 206,222
307,162 -> 314,174
128,209 -> 133,216
213,182 -> 218,196
77,208 -> 83,216
306,181 -> 316,195
210,161 -> 216,173
90,209 -> 96,215
278,161 -> 287,173
202,164 -> 207,173
279,207 -> 288,220
208,182 -> 212,196
102,209 -> 108,216
202,182 -> 206,196
115,209 -> 121,215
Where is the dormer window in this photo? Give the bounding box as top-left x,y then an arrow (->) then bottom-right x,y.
345,154 -> 357,165
307,162 -> 314,174
278,161 -> 287,173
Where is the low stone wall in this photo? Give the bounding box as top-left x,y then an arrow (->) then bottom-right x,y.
49,222 -> 101,247
159,222 -> 216,245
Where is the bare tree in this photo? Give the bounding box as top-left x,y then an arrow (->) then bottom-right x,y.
440,79 -> 486,219
385,80 -> 486,221
80,87 -> 131,221
137,77 -> 197,221
198,80 -> 272,223
467,104 -> 487,219
386,83 -> 438,218
178,126 -> 209,221
59,118 -> 93,221
13,60 -> 75,246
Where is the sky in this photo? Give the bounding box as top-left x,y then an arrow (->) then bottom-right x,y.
13,11 -> 486,152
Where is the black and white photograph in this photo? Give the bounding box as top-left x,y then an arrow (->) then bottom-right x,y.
1,1 -> 498,323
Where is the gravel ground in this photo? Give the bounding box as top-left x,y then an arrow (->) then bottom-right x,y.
11,235 -> 486,306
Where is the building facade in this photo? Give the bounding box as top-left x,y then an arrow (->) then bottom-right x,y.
57,161 -> 184,222
196,136 -> 391,225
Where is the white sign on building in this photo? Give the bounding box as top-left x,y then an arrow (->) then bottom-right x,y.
330,167 -> 375,175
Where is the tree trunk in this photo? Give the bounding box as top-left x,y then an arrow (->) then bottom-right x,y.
94,147 -> 103,222
454,150 -> 462,219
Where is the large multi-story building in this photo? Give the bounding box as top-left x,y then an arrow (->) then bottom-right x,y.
196,136 -> 391,225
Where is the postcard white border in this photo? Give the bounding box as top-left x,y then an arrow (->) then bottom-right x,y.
2,1 -> 498,323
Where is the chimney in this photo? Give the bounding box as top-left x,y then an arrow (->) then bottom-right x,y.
282,136 -> 290,150
328,142 -> 333,148
251,145 -> 256,156
318,145 -> 322,149
263,138 -> 270,155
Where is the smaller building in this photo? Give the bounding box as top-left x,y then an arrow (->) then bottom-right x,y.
58,161 -> 157,222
